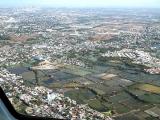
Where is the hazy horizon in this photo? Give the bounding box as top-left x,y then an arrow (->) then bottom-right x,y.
0,0 -> 160,8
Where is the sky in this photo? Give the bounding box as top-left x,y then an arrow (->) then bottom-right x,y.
0,0 -> 160,8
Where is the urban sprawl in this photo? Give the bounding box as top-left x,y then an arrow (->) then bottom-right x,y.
0,8 -> 160,120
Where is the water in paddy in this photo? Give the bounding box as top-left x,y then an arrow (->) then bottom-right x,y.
51,71 -> 78,81
152,43 -> 160,49
7,67 -> 30,75
43,79 -> 55,84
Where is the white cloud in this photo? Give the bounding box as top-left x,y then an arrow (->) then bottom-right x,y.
0,0 -> 160,8
37,0 -> 160,7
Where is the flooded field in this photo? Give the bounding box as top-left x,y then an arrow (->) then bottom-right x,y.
8,67 -> 30,75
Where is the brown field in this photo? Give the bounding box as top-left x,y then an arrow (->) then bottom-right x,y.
100,73 -> 117,80
9,33 -> 39,42
63,82 -> 83,88
89,34 -> 114,41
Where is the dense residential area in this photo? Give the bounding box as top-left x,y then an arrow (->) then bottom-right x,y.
0,8 -> 160,120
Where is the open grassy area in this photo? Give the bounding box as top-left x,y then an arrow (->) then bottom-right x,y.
63,65 -> 96,76
22,71 -> 35,80
63,82 -> 83,88
47,82 -> 63,88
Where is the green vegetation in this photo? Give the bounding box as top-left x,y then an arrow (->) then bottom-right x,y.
88,99 -> 108,112
64,88 -> 96,104
63,82 -> 83,88
102,110 -> 112,116
109,92 -> 132,103
0,34 -> 10,40
138,93 -> 160,103
127,83 -> 160,103
135,84 -> 160,94
88,86 -> 106,95
113,103 -> 131,114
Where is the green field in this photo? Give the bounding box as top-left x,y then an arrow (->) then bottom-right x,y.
88,99 -> 109,112
64,88 -> 96,104
136,84 -> 160,94
63,65 -> 97,76
127,83 -> 160,104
